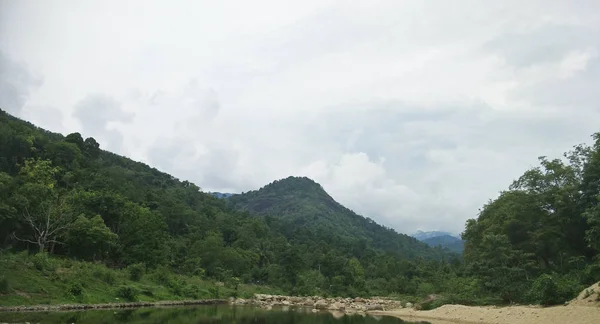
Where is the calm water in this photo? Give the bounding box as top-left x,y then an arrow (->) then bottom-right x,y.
0,305 -> 431,324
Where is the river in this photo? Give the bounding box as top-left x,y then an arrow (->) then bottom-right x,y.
0,305 -> 430,323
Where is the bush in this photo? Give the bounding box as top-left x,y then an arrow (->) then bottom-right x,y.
416,282 -> 436,296
182,284 -> 199,299
208,286 -> 220,298
0,276 -> 9,294
528,274 -> 561,305
419,297 -> 449,310
68,282 -> 84,296
140,286 -> 154,297
32,253 -> 54,272
127,263 -> 145,281
93,267 -> 117,285
152,265 -> 171,285
116,285 -> 138,301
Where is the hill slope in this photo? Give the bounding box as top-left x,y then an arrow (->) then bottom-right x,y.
412,231 -> 464,253
0,109 -> 458,300
412,230 -> 454,241
422,235 -> 464,253
228,176 -> 452,260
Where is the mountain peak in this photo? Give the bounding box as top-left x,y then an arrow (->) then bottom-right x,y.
229,176 -> 452,260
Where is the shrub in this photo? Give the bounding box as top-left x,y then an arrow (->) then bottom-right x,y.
152,265 -> 171,285
225,277 -> 241,290
528,274 -> 561,306
93,267 -> 117,285
32,253 -> 54,272
0,276 -> 9,294
182,284 -> 199,299
416,282 -> 436,296
116,285 -> 138,301
208,286 -> 220,298
68,282 -> 84,296
127,263 -> 145,282
140,287 -> 154,297
168,277 -> 186,296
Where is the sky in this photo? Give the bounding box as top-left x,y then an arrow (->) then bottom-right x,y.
1,0 -> 599,235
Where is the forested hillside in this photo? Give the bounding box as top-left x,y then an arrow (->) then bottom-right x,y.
422,236 -> 464,254
228,176 -> 450,260
0,109 -> 457,301
1,107 -> 599,307
462,135 -> 600,304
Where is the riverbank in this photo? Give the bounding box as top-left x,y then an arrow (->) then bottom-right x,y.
233,294 -> 404,312
0,252 -> 282,307
372,304 -> 600,324
0,299 -> 228,312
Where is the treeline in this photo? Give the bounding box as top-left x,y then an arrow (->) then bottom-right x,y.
462,134 -> 600,305
0,109 -> 458,298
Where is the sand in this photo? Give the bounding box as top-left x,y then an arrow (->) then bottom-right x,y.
373,281 -> 600,324
569,281 -> 600,307
373,304 -> 600,324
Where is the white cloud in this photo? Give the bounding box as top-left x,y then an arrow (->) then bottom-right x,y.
1,0 -> 600,234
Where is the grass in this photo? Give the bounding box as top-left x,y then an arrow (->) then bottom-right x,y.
0,251 -> 281,307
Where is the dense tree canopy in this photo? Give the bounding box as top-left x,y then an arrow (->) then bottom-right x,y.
463,137 -> 600,303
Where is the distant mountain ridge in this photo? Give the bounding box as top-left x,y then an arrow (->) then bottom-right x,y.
411,231 -> 464,253
209,192 -> 235,199
412,230 -> 456,240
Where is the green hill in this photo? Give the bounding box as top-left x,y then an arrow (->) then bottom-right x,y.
0,108 -> 457,302
228,176 -> 450,260
422,235 -> 464,254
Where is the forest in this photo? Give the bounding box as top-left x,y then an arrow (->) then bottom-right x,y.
0,107 -> 599,307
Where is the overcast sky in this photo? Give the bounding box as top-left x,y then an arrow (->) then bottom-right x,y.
1,0 -> 599,235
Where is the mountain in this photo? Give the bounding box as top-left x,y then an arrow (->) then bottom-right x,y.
0,108 -> 459,298
412,231 -> 464,253
412,230 -> 455,241
228,176 -> 453,260
422,235 -> 464,253
210,192 -> 235,199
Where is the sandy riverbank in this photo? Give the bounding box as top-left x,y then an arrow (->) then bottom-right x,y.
372,304 -> 600,324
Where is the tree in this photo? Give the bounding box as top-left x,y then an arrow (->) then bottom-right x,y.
65,214 -> 118,261
12,159 -> 76,253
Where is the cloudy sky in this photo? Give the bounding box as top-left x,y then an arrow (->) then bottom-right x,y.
1,0 -> 599,235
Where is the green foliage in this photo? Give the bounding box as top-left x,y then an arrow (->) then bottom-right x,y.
116,285 -> 138,301
182,284 -> 200,299
93,267 -> 116,286
127,263 -> 145,282
528,274 -> 561,305
0,276 -> 9,294
32,253 -> 55,273
68,281 -> 84,296
65,214 -> 117,261
1,108 -> 599,306
208,286 -> 220,298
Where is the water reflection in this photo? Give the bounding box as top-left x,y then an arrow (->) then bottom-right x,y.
0,305 -> 431,324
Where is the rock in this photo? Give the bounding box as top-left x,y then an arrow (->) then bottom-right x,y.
314,299 -> 329,309
405,302 -> 413,308
312,308 -> 318,313
366,304 -> 383,311
234,298 -> 247,305
328,302 -> 345,311
302,298 -> 314,306
281,300 -> 291,306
